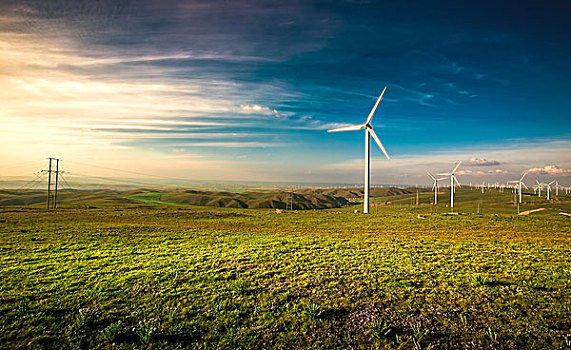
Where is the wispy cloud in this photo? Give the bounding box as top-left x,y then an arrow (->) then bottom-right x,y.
166,142 -> 285,148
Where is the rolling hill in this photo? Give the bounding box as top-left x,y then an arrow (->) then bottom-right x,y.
0,187 -> 429,210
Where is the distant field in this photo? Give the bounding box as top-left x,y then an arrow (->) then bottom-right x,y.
0,189 -> 570,349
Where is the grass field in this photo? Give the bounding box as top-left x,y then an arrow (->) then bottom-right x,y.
1,188 -> 570,349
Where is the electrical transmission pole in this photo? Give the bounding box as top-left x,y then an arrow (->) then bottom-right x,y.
287,190 -> 293,211
42,158 -> 60,210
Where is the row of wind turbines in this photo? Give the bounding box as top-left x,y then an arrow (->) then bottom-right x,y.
427,161 -> 461,209
327,86 -> 567,214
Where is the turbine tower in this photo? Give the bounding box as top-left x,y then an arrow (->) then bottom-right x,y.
437,161 -> 461,211
328,86 -> 390,214
536,180 -> 543,197
507,172 -> 528,204
427,172 -> 446,205
546,180 -> 555,200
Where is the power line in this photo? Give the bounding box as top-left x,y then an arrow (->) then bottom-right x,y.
65,171 -> 166,188
15,172 -> 45,192
63,160 -> 194,183
57,174 -> 89,209
3,160 -> 43,172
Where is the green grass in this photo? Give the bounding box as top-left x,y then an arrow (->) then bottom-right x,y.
121,192 -> 188,207
1,191 -> 570,349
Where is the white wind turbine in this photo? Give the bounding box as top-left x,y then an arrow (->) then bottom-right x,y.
546,180 -> 555,200
555,181 -> 559,196
328,86 -> 390,214
427,172 -> 447,205
507,173 -> 528,204
437,161 -> 462,211
536,180 -> 543,197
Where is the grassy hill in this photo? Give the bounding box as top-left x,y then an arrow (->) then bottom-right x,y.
1,187 -> 570,216
0,201 -> 569,349
0,187 -> 424,210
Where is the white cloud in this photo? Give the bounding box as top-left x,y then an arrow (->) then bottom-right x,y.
469,157 -> 501,166
526,165 -> 571,176
237,104 -> 295,119
238,104 -> 279,116
456,169 -> 507,176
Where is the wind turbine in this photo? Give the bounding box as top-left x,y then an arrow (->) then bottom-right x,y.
437,161 -> 462,211
507,172 -> 528,204
546,180 -> 555,200
327,86 -> 390,214
555,181 -> 559,196
427,172 -> 446,205
536,180 -> 543,197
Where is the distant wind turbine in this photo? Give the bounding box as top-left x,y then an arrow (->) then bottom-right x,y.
546,180 -> 555,200
328,86 -> 390,214
507,172 -> 528,204
427,172 -> 446,205
536,180 -> 543,197
437,161 -> 462,211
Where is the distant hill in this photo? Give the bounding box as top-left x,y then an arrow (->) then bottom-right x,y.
307,187 -> 425,199
0,187 -> 428,210
160,190 -> 349,209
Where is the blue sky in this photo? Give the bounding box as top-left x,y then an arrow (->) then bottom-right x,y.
1,0 -> 570,185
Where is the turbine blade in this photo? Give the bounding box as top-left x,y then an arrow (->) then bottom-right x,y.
435,173 -> 451,176
520,172 -> 527,181
437,177 -> 448,181
454,175 -> 461,187
452,161 -> 462,173
427,172 -> 436,181
327,124 -> 365,132
522,182 -> 528,189
365,86 -> 387,125
367,126 -> 390,160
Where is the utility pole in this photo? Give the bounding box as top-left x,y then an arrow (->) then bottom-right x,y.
42,157 -> 60,210
46,158 -> 52,209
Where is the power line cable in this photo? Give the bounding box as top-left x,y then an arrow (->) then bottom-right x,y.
15,172 -> 45,192
61,174 -> 94,209
3,160 -> 43,172
65,171 -> 165,188
63,160 -> 194,183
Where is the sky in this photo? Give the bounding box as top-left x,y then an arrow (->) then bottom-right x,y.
1,0 -> 570,186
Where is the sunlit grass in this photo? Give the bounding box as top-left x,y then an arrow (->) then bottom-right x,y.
1,196 -> 570,349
